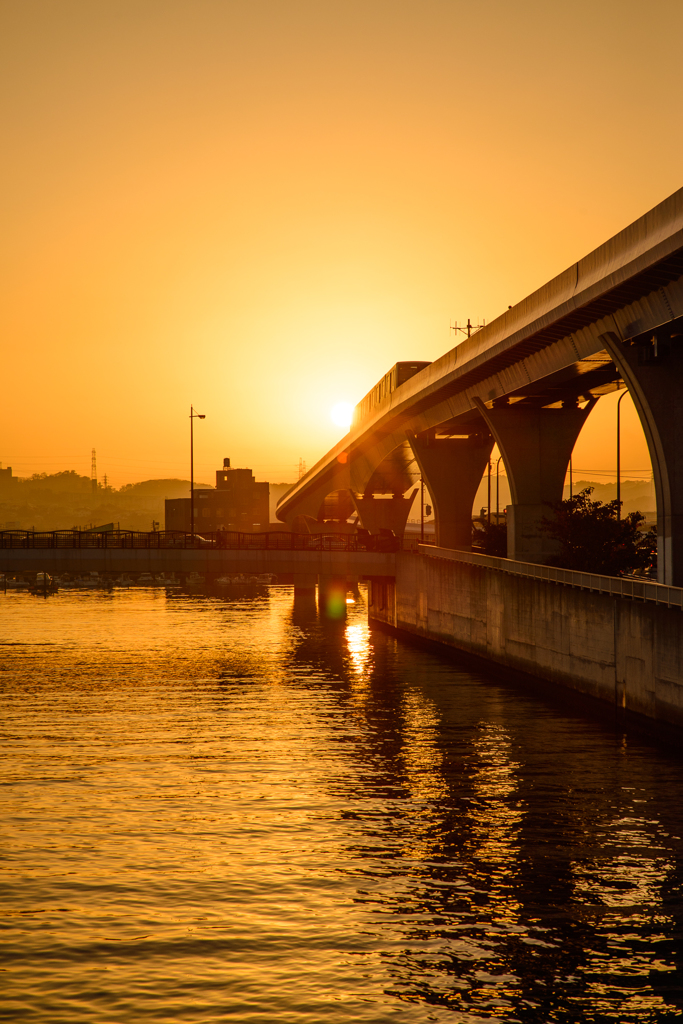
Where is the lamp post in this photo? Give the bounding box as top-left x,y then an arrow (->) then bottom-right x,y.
487,459 -> 492,525
190,405 -> 205,539
616,389 -> 628,519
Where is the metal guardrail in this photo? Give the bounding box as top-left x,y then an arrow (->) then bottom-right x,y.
420,544 -> 683,610
0,529 -> 399,554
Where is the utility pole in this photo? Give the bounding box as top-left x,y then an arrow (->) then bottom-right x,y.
487,459 -> 492,525
616,388 -> 628,519
91,449 -> 97,495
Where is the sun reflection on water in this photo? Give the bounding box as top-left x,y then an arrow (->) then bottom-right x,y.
344,620 -> 372,681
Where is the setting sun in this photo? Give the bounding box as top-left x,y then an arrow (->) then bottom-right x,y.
330,402 -> 353,430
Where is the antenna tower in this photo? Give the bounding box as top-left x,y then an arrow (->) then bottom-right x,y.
91,448 -> 97,494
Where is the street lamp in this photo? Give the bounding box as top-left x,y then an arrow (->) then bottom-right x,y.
487,458 -> 492,525
190,405 -> 205,539
495,455 -> 503,520
616,388 -> 628,519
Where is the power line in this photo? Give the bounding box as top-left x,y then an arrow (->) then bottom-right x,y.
571,468 -> 651,476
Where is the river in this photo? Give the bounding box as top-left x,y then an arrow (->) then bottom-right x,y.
2,584 -> 683,1022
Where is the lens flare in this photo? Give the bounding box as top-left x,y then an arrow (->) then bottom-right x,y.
330,402 -> 353,429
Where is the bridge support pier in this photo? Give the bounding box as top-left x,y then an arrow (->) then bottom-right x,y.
318,575 -> 348,619
473,397 -> 596,563
601,327 -> 683,586
293,573 -> 317,596
407,431 -> 493,549
352,489 -> 417,539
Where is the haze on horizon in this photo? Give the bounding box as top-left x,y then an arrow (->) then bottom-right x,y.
2,0 -> 681,489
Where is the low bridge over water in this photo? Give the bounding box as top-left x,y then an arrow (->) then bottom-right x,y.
0,530 -> 396,583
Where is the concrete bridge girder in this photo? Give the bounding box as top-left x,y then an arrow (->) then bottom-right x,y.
277,460 -> 352,526
278,425 -> 422,531
347,422 -> 421,494
473,396 -> 597,562
406,431 -> 493,550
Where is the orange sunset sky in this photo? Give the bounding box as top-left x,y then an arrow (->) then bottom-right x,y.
2,0 -> 682,488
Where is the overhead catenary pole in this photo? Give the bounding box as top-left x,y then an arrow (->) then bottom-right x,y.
450,318 -> 486,340
487,459 -> 492,525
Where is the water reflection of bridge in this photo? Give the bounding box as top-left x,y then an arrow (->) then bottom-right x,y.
269,598 -> 683,1018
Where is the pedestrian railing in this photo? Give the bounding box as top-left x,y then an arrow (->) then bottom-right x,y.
0,529 -> 399,553
420,544 -> 683,610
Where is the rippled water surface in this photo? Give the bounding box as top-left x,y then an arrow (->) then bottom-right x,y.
2,585 -> 683,1022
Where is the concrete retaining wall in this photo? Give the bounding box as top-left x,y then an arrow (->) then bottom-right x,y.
369,553 -> 683,727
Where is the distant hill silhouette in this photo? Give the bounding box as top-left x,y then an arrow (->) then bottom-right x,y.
117,478 -> 212,498
563,478 -> 655,518
0,474 -> 210,531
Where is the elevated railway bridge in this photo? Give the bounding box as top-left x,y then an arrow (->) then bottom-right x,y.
276,188 -> 683,587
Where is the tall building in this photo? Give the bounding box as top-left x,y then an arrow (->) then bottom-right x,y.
0,465 -> 16,489
165,458 -> 269,533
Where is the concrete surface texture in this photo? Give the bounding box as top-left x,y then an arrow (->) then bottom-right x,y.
369,551 -> 683,727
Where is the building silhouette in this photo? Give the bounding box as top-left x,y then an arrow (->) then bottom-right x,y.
0,465 -> 16,489
165,458 -> 269,533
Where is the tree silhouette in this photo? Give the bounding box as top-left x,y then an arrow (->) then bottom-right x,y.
540,487 -> 656,576
472,515 -> 508,557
